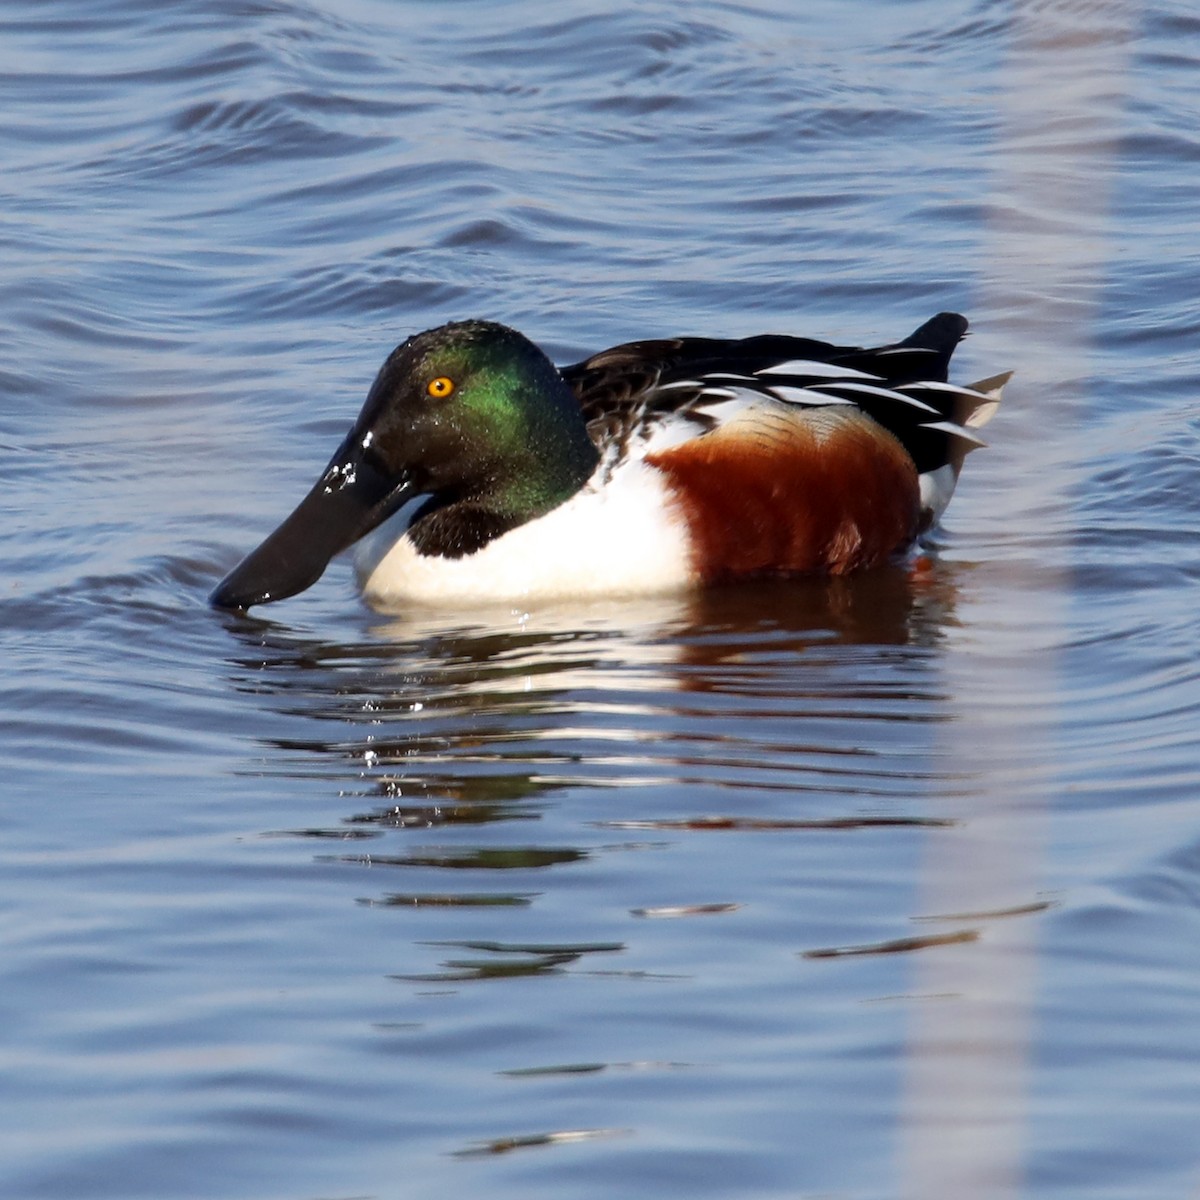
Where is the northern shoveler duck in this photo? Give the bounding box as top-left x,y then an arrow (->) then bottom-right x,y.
210,314 -> 1007,611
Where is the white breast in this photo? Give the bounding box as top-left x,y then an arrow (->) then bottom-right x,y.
354,458 -> 694,607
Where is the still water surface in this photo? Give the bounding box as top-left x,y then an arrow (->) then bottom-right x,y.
3,1 -> 1200,1197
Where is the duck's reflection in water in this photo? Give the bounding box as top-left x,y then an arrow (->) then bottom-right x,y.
219,562 -> 967,963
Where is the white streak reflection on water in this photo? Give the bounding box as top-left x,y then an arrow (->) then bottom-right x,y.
902,3 -> 1140,1197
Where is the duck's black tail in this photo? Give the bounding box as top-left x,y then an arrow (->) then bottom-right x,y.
897,311 -> 969,380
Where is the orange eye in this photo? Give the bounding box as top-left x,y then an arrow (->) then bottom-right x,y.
427,376 -> 455,398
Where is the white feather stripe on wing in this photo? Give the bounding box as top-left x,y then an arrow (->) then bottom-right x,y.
809,381 -> 942,414
756,359 -> 880,380
919,420 -> 990,447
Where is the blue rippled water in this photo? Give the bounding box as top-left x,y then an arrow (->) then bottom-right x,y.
4,2 -> 1200,1198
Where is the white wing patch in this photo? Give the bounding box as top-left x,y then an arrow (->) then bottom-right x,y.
901,380 -> 992,398
757,359 -> 879,379
807,381 -> 942,413
920,420 -> 989,447
766,385 -> 857,406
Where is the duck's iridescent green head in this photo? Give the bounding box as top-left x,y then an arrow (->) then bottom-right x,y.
211,321 -> 599,611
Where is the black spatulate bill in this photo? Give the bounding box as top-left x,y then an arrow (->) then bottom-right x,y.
210,430 -> 414,611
